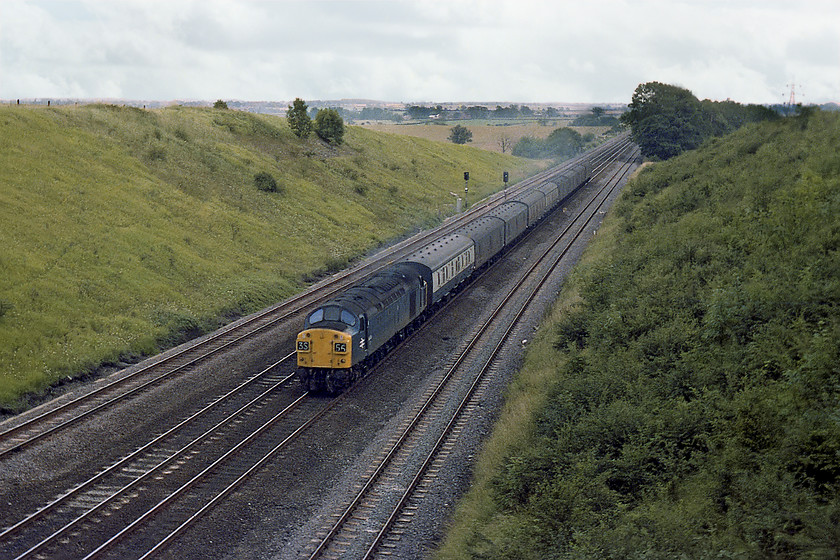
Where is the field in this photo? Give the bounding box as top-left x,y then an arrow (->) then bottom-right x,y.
360,120 -> 612,153
0,104 -> 546,410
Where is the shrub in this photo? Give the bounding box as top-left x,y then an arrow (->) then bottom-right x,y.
147,145 -> 166,161
254,171 -> 280,193
0,299 -> 12,319
511,135 -> 543,158
448,125 -> 473,145
512,128 -> 582,159
314,108 -> 345,144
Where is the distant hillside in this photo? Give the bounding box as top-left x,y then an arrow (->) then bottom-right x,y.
0,104 -> 543,410
439,110 -> 840,558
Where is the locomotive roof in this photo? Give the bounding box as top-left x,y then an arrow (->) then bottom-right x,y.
330,262 -> 420,314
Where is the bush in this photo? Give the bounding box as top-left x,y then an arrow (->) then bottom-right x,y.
314,108 -> 345,144
0,300 -> 12,319
512,128 -> 582,159
147,145 -> 166,161
448,124 -> 473,145
511,136 -> 543,158
254,171 -> 280,193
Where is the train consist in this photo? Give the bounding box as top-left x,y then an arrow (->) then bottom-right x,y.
296,154 -> 598,393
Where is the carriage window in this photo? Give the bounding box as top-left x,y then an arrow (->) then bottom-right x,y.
308,308 -> 324,324
341,310 -> 357,326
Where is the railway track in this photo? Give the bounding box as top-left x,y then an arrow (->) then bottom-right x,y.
0,351 -> 297,558
0,354 -> 335,559
305,146 -> 641,559
0,136 -> 636,559
0,134 -> 629,461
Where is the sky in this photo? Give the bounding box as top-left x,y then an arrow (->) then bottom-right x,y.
1,0 -> 839,105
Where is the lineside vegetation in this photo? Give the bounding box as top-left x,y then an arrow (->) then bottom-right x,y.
622,81 -> 779,160
438,110 -> 840,558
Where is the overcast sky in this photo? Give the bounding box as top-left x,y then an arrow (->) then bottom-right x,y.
2,0 -> 838,105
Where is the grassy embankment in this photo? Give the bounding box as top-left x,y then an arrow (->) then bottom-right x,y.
438,111 -> 840,558
0,104 -> 545,411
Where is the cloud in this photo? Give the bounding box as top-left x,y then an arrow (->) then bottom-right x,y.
1,0 -> 838,103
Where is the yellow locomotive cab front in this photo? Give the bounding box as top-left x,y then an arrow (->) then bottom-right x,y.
297,329 -> 353,369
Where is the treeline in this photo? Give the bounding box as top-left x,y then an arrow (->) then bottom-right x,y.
305,104 -> 572,124
406,104 -> 563,121
621,81 -> 779,159
328,106 -> 403,123
439,110 -> 840,558
296,103 -> 625,127
571,106 -> 621,128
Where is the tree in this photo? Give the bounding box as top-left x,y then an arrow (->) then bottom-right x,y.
498,133 -> 512,153
494,105 -> 520,119
621,82 -> 708,159
406,105 -> 432,119
467,105 -> 490,119
511,135 -> 543,158
314,108 -> 345,144
512,128 -> 582,159
545,127 -> 583,157
590,106 -> 605,118
622,82 -> 779,160
449,125 -> 473,145
287,97 -> 312,138
213,99 -> 228,109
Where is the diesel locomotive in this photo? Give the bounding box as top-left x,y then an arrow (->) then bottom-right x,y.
297,155 -> 597,393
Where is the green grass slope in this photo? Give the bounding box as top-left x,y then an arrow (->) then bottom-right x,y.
438,111 -> 840,559
0,104 -> 543,411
